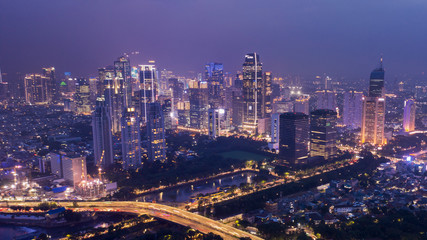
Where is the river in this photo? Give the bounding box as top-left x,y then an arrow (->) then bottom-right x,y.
138,171 -> 258,203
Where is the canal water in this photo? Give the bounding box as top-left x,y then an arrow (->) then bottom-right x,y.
139,171 -> 257,203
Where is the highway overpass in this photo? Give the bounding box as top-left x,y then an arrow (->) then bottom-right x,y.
6,201 -> 263,240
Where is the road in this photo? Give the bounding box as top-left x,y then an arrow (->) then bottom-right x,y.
6,201 -> 263,240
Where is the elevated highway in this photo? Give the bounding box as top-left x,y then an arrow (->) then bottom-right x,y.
6,201 -> 263,240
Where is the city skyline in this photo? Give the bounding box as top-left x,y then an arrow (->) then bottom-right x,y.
1,1 -> 427,79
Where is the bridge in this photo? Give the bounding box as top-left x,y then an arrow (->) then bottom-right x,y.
7,201 -> 263,240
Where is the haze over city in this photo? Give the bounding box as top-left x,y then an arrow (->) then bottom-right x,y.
1,0 -> 427,78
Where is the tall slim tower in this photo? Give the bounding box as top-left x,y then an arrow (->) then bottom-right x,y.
140,64 -> 158,123
205,63 -> 224,109
242,53 -> 263,133
188,80 -> 209,129
310,109 -> 337,160
114,56 -> 132,107
361,58 -> 386,145
279,112 -> 309,165
403,99 -> 416,132
92,97 -> 114,167
343,90 -> 363,129
121,108 -> 141,169
146,102 -> 166,162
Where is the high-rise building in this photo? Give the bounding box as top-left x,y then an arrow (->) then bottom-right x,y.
114,56 -> 132,107
177,101 -> 190,127
310,109 -> 337,160
146,103 -> 166,162
294,95 -> 310,115
343,91 -> 363,129
262,71 -> 273,118
403,99 -> 416,132
188,80 -> 209,129
140,64 -> 159,123
103,69 -> 123,133
74,78 -> 91,115
205,63 -> 224,109
279,112 -> 309,165
121,108 -> 141,169
92,97 -> 114,167
361,59 -> 386,145
242,53 -> 263,133
24,74 -> 49,104
42,67 -> 57,102
316,90 -> 337,111
208,108 -> 229,139
270,113 -> 280,144
159,96 -> 174,130
48,152 -> 87,187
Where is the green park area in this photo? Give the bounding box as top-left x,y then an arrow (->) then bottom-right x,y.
218,150 -> 267,162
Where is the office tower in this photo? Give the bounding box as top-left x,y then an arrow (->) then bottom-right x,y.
403,99 -> 416,132
232,95 -> 244,127
263,72 -> 273,118
270,113 -> 280,144
146,103 -> 166,162
114,56 -> 132,107
316,90 -> 337,111
88,77 -> 98,101
177,101 -> 190,127
0,69 -> 8,100
74,78 -> 91,115
98,66 -> 115,96
159,96 -> 173,130
48,152 -> 87,187
343,91 -> 363,129
188,80 -> 209,129
242,53 -> 263,133
398,81 -> 404,92
24,74 -> 49,104
208,108 -> 229,139
279,112 -> 309,165
92,97 -> 114,167
273,100 -> 293,114
140,64 -> 159,123
42,67 -> 56,102
361,59 -> 386,145
160,69 -> 174,95
310,109 -> 337,160
169,78 -> 184,101
121,108 -> 141,169
205,63 -> 224,109
294,95 -> 310,115
324,75 -> 332,90
103,69 -> 123,133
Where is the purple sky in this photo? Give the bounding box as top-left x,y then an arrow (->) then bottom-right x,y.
1,0 -> 427,79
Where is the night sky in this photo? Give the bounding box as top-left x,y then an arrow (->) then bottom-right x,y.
1,0 -> 427,79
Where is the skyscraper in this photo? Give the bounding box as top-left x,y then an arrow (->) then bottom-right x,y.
403,99 -> 416,132
146,103 -> 166,162
74,78 -> 91,115
42,67 -> 57,103
310,109 -> 337,160
114,56 -> 132,107
361,58 -> 386,145
279,112 -> 309,165
242,53 -> 263,133
343,90 -> 363,129
92,97 -> 114,167
24,74 -> 49,104
205,63 -> 224,109
294,95 -> 310,115
140,64 -> 158,123
188,80 -> 209,129
208,108 -> 229,139
316,90 -> 337,111
103,68 -> 123,133
121,108 -> 141,169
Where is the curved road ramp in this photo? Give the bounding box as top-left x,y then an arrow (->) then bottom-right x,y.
6,201 -> 263,240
